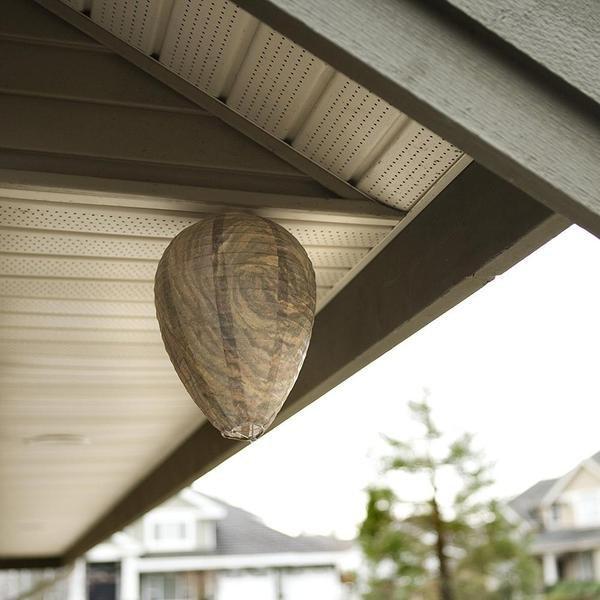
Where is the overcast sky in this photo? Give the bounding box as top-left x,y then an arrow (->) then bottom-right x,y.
196,225 -> 599,539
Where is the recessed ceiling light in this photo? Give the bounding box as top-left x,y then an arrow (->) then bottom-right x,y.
23,433 -> 90,446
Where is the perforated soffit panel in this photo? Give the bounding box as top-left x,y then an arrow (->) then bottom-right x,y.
62,0 -> 468,212
0,198 -> 394,310
0,188 -> 400,555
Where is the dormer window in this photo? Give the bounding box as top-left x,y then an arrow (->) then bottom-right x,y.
550,503 -> 562,524
153,521 -> 188,542
139,491 -> 223,553
144,509 -> 197,552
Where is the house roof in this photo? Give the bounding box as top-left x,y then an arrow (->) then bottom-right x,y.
509,451 -> 600,524
211,497 -> 352,556
508,478 -> 557,524
87,490 -> 352,563
148,491 -> 352,557
124,491 -> 351,559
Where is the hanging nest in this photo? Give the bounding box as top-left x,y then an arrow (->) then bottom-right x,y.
155,213 -> 316,441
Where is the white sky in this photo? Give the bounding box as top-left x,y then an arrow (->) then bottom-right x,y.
196,225 -> 599,540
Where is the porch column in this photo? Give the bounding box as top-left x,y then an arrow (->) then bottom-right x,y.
66,558 -> 86,600
594,550 -> 600,581
121,556 -> 140,600
543,553 -> 559,587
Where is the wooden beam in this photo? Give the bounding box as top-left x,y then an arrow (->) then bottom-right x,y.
0,37 -> 204,114
0,0 -> 98,50
229,0 -> 600,237
33,0 -> 368,202
0,93 -> 327,194
0,148 -> 330,199
62,163 -> 567,561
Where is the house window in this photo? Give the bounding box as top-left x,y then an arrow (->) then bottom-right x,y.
141,572 -> 200,600
144,511 -> 197,551
550,503 -> 561,524
573,491 -> 600,527
153,522 -> 187,542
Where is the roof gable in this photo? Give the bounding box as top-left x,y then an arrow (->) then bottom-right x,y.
510,451 -> 600,522
542,459 -> 600,507
198,493 -> 351,555
562,464 -> 600,495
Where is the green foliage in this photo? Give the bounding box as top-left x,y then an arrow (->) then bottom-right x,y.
357,395 -> 539,600
359,487 -> 430,599
452,502 -> 539,599
546,581 -> 600,600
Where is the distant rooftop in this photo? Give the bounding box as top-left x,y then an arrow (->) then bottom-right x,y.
207,495 -> 353,556
509,451 -> 600,525
140,491 -> 353,559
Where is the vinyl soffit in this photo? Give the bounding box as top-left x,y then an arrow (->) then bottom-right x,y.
0,200 -> 393,246
58,0 -> 469,212
0,197 -> 394,309
0,0 -> 472,558
0,150 -> 466,375
0,228 -> 371,268
0,197 -> 399,346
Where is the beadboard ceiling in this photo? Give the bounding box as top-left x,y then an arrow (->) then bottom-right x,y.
0,186 -> 399,556
0,0 -> 470,558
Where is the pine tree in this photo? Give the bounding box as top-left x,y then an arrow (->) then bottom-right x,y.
358,395 -> 538,599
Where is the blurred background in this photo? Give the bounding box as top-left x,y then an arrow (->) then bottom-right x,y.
2,226 -> 598,600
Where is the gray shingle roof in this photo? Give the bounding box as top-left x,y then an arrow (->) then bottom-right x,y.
508,450 -> 600,529
508,478 -> 556,524
212,498 -> 352,555
138,491 -> 352,559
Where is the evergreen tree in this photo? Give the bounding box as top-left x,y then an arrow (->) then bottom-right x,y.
358,395 -> 538,599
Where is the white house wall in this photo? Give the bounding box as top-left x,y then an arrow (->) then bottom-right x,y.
216,571 -> 278,600
137,551 -> 352,573
215,568 -> 345,600
280,568 -> 343,600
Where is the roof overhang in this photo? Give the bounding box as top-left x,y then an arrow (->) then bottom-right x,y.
228,0 -> 600,237
532,530 -> 600,556
1,0 -> 597,567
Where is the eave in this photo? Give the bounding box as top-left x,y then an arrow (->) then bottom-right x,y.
2,0 -> 597,566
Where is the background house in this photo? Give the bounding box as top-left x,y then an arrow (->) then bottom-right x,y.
510,451 -> 600,588
83,489 -> 357,600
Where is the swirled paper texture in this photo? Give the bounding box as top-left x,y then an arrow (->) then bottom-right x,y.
155,213 -> 316,441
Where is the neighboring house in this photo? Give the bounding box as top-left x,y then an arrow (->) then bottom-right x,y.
85,489 -> 357,600
509,451 -> 600,588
